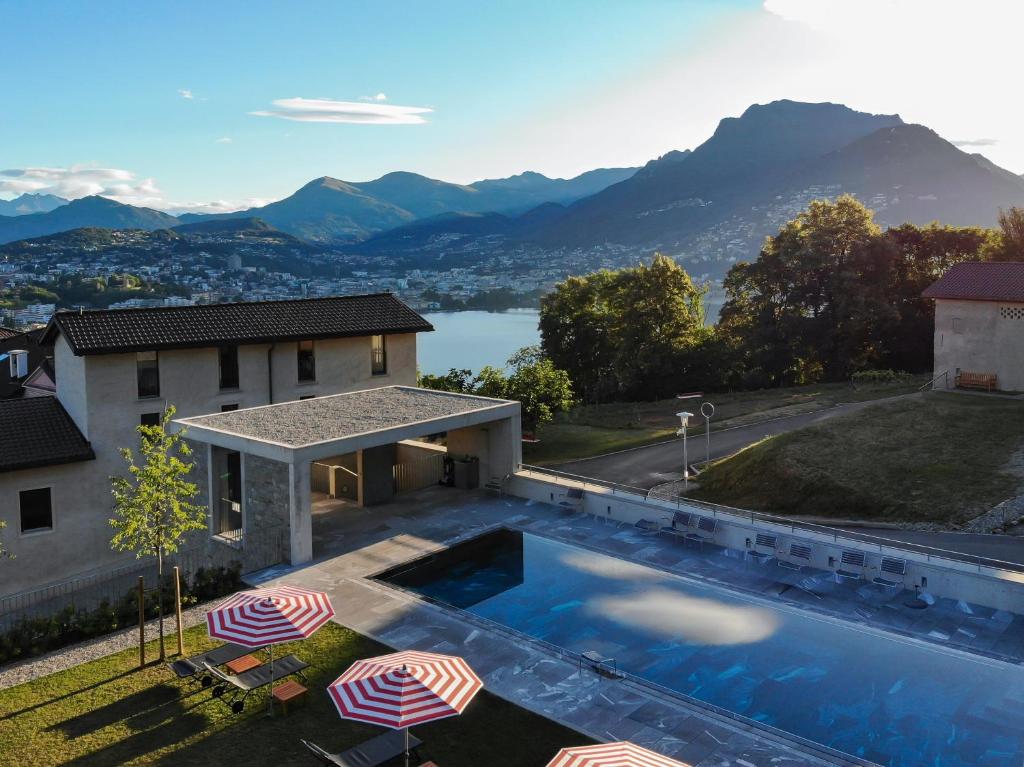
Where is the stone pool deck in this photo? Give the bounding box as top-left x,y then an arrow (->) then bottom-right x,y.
250,486 -> 1024,767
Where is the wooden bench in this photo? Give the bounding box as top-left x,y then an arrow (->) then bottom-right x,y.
956,371 -> 997,392
272,679 -> 308,714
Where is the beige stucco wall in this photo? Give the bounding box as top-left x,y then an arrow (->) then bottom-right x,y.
933,299 -> 1024,391
1,331 -> 420,598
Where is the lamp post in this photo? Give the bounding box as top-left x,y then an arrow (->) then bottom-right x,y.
700,401 -> 715,468
676,411 -> 694,490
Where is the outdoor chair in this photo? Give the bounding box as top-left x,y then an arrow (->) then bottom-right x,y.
746,532 -> 778,565
778,542 -> 813,571
167,642 -> 258,688
685,516 -> 717,550
873,556 -> 908,589
659,511 -> 692,542
301,731 -> 424,767
205,655 -> 309,713
557,487 -> 585,515
834,550 -> 867,582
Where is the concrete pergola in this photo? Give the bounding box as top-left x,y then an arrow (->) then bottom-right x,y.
177,385 -> 521,565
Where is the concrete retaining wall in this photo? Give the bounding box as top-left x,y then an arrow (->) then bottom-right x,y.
509,472 -> 1024,613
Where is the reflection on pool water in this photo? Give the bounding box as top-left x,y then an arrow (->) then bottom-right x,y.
377,529 -> 1024,767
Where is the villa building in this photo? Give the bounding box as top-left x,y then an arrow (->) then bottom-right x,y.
924,261 -> 1024,392
0,294 -> 461,596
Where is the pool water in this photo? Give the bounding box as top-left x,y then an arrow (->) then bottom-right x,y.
377,529 -> 1024,767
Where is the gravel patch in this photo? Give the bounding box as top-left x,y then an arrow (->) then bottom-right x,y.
0,604 -> 208,691
181,386 -> 509,446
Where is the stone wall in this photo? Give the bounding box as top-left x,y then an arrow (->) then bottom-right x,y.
238,453 -> 290,571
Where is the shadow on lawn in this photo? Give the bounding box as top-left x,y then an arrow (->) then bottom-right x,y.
48,682 -> 186,739
0,668 -> 137,720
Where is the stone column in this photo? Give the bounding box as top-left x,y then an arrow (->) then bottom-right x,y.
288,461 -> 313,564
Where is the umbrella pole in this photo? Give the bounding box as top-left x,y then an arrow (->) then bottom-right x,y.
404,727 -> 410,767
266,645 -> 275,718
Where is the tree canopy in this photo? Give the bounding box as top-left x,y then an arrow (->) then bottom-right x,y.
539,254 -> 708,401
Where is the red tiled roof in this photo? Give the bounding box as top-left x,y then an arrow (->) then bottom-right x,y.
922,262 -> 1024,302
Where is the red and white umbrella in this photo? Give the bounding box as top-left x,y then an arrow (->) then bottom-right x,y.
547,742 -> 692,767
328,650 -> 483,765
207,584 -> 334,715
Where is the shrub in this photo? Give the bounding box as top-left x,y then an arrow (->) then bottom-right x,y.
851,369 -> 912,384
0,562 -> 242,665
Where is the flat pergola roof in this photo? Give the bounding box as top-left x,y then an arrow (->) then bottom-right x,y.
176,385 -> 520,463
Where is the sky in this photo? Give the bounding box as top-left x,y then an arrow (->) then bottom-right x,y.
1,0 -> 1021,212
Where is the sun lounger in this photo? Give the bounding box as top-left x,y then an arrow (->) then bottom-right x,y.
557,487 -> 584,514
659,511 -> 692,541
835,550 -> 866,582
301,731 -> 424,767
205,655 -> 309,713
579,650 -> 619,678
684,516 -> 717,549
167,642 -> 258,688
747,532 -> 778,564
635,518 -> 660,533
778,542 -> 812,571
873,556 -> 907,588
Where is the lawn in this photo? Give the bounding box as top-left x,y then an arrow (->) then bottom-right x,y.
692,392 -> 1024,525
523,376 -> 927,465
0,623 -> 589,767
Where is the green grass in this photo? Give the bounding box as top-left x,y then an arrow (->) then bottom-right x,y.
692,392 -> 1024,525
0,623 -> 589,767
523,377 -> 927,465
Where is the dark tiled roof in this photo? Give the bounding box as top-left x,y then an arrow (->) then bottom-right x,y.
0,327 -> 18,340
922,262 -> 1024,302
0,328 -> 50,399
43,294 -> 434,355
0,397 -> 94,473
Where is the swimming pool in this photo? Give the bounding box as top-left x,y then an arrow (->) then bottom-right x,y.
376,529 -> 1024,767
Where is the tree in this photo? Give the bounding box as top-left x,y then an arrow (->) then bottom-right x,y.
110,406 -> 205,661
540,255 -> 708,401
503,355 -> 576,434
986,207 -> 1024,261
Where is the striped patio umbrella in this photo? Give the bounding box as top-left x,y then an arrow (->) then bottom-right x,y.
547,742 -> 692,767
206,584 -> 334,715
328,650 -> 483,766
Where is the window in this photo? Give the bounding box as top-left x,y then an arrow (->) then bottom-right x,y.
137,351 -> 159,398
20,488 -> 52,533
952,317 -> 963,334
213,448 -> 242,536
299,394 -> 315,400
220,403 -> 239,412
219,346 -> 239,390
140,412 -> 162,427
371,335 -> 387,376
297,340 -> 315,382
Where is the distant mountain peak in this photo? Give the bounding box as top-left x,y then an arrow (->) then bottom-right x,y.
0,192 -> 69,217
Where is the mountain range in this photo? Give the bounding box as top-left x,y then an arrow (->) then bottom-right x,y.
0,193 -> 69,217
3,100 -> 1024,257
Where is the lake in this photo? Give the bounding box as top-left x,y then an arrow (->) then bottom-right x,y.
418,310 -> 541,375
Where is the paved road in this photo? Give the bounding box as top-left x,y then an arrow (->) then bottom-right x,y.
554,395 -> 917,490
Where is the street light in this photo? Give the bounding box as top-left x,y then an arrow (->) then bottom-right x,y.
676,411 -> 694,491
700,401 -> 715,468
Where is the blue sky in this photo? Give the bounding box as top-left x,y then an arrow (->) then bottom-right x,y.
1,0 -> 1018,211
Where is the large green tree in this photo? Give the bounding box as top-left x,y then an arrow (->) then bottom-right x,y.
110,406 -> 205,661
540,254 -> 708,401
718,196 -> 993,386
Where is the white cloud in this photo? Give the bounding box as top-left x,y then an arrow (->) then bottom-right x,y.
178,88 -> 194,100
361,92 -> 387,102
0,165 -> 275,214
215,136 -> 233,144
953,138 -> 998,148
0,165 -> 159,204
250,97 -> 432,125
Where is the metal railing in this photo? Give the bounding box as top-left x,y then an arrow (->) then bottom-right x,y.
0,546 -> 209,630
919,369 -> 949,390
516,463 -> 1024,576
